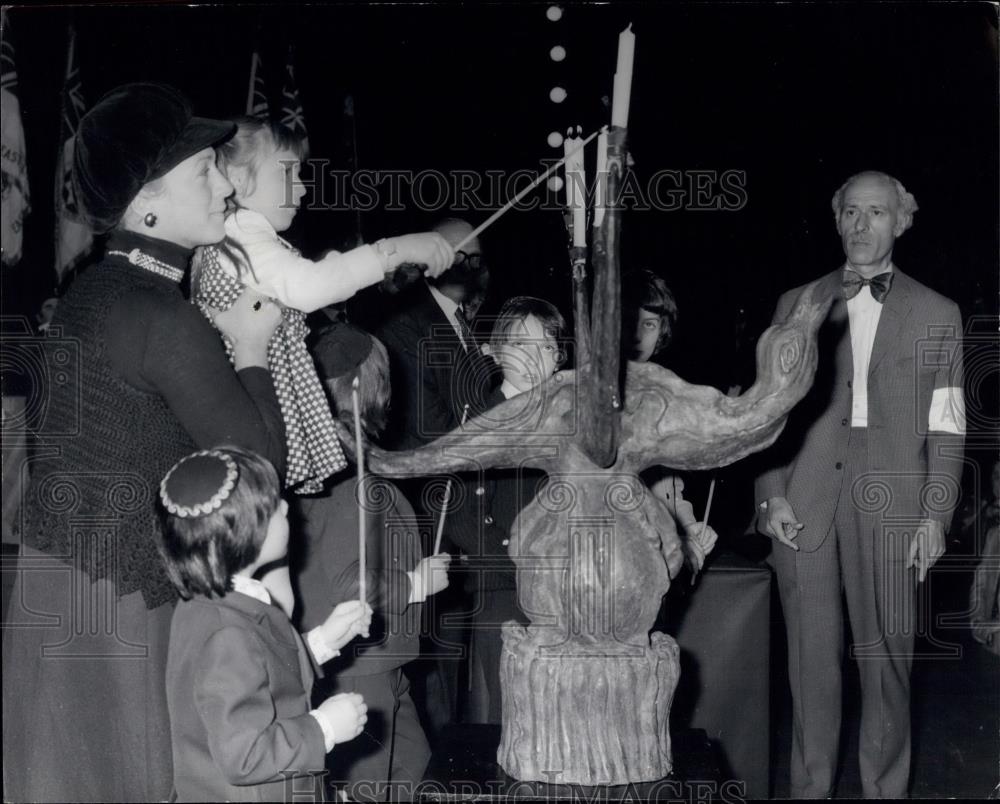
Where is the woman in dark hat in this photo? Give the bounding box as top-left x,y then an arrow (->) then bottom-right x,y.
2,83 -> 287,803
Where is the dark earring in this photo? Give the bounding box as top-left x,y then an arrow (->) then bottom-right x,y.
143,212 -> 157,228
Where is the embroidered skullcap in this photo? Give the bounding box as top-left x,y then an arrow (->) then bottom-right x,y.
160,449 -> 239,518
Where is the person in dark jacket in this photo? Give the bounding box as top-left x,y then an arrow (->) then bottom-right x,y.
2,83 -> 287,803
374,217 -> 496,735
159,447 -> 371,803
447,296 -> 566,723
293,322 -> 451,801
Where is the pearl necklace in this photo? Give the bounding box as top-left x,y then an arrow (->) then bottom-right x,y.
108,248 -> 185,283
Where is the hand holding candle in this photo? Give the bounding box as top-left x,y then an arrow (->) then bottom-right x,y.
351,377 -> 367,605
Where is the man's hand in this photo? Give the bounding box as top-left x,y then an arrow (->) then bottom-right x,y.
758,496 -> 803,551
908,519 -> 945,583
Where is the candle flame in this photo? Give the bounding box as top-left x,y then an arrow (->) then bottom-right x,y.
352,376 -> 360,390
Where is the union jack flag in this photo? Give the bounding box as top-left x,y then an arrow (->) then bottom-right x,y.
246,49 -> 269,119
280,44 -> 308,151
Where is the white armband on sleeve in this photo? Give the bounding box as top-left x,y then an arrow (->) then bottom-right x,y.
308,709 -> 337,752
306,627 -> 340,666
929,386 -> 966,434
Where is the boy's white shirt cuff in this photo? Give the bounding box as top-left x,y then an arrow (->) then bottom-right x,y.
308,709 -> 337,752
929,386 -> 966,434
306,627 -> 341,665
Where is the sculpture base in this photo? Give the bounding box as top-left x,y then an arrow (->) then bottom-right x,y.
497,625 -> 680,785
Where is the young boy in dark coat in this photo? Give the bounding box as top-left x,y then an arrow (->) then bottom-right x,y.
293,322 -> 452,801
158,447 -> 371,802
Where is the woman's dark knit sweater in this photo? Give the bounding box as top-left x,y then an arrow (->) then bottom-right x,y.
23,230 -> 286,608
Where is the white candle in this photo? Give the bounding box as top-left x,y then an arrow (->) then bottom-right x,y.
351,377 -> 366,605
593,128 -> 608,228
610,24 -> 635,129
564,131 -> 587,247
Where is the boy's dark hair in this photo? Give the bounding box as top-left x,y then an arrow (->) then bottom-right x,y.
156,446 -> 281,600
489,296 -> 567,358
623,269 -> 679,355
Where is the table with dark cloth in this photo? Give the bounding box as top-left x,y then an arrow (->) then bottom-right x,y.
658,549 -> 772,799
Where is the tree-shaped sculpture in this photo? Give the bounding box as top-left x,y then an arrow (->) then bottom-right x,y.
339,129 -> 831,785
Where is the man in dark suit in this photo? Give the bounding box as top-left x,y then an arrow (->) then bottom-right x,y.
376,217 -> 496,734
755,171 -> 966,798
378,218 -> 495,452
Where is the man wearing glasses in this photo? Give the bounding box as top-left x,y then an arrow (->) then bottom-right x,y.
378,217 -> 495,451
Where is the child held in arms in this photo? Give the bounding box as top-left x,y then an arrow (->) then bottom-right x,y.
447,296 -> 566,723
157,446 -> 372,802
624,269 -> 718,574
193,118 -> 455,494
292,321 -> 452,801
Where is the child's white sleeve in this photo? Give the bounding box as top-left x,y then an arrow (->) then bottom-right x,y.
228,210 -> 384,313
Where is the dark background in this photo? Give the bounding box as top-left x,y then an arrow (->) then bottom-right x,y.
2,1 -> 997,392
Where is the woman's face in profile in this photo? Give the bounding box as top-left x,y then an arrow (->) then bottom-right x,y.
147,148 -> 233,248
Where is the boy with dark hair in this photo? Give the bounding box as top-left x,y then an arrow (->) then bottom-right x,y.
158,446 -> 371,802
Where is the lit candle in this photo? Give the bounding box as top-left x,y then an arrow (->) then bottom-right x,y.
564,129 -> 587,247
610,23 -> 635,129
593,128 -> 608,228
351,377 -> 367,604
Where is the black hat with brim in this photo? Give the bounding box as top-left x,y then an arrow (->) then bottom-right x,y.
73,83 -> 236,232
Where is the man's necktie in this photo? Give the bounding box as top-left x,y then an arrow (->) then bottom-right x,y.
842,271 -> 893,303
454,307 -> 475,352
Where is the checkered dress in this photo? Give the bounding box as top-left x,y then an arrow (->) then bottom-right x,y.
194,245 -> 347,493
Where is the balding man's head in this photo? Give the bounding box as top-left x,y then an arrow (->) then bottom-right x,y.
428,217 -> 487,301
831,171 -> 918,235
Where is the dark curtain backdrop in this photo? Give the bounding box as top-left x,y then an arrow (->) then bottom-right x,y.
2,2 -> 997,392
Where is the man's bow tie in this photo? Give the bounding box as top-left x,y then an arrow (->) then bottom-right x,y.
842,271 -> 893,303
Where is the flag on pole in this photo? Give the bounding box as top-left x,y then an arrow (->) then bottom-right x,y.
280,44 -> 308,151
246,48 -> 269,119
54,25 -> 92,282
1,9 -> 31,267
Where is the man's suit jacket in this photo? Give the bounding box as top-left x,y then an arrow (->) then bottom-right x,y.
166,592 -> 326,802
377,281 -> 496,451
755,268 -> 965,551
447,387 -> 546,595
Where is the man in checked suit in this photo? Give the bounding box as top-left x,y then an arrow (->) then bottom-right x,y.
755,171 -> 966,798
